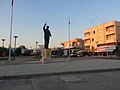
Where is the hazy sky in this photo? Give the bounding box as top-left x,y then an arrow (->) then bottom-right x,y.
0,0 -> 120,49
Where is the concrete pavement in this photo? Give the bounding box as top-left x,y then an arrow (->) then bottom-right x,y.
0,59 -> 120,79
1,71 -> 120,90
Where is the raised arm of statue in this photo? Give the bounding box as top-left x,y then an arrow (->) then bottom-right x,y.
43,23 -> 47,30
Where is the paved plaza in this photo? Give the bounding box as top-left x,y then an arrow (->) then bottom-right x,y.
0,71 -> 120,90
0,58 -> 120,78
0,58 -> 120,90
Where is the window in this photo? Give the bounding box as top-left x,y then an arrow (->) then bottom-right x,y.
106,36 -> 108,40
85,40 -> 91,44
91,31 -> 95,34
97,29 -> 102,32
106,25 -> 114,32
106,35 -> 114,40
85,32 -> 90,37
92,38 -> 94,41
110,27 -> 114,30
73,42 -> 77,46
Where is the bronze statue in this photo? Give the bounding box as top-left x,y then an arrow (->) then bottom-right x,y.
43,23 -> 52,49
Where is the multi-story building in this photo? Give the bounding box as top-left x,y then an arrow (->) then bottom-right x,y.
61,38 -> 84,49
60,38 -> 84,56
84,21 -> 120,52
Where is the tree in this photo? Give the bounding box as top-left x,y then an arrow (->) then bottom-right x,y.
15,45 -> 26,56
0,47 -> 9,57
15,47 -> 21,56
20,45 -> 26,49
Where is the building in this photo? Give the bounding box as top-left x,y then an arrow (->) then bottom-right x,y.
84,21 -> 120,53
61,38 -> 84,49
60,38 -> 84,56
33,45 -> 44,56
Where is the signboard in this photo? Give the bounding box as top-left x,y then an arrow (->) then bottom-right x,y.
95,45 -> 116,52
64,50 -> 68,56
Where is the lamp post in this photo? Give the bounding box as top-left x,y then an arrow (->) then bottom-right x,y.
1,39 -> 5,47
13,36 -> 18,60
36,42 -> 38,56
1,39 -> 5,59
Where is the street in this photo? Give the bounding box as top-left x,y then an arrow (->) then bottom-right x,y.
0,71 -> 120,90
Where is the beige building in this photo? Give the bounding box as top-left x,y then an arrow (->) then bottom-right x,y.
61,38 -> 84,49
84,21 -> 120,52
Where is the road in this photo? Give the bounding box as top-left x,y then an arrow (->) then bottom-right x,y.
0,71 -> 120,90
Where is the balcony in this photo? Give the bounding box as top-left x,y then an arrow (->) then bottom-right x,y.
106,34 -> 116,43
105,39 -> 116,43
84,32 -> 90,39
85,43 -> 90,46
84,36 -> 90,40
105,30 -> 116,35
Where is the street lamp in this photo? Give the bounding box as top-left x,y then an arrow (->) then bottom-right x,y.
36,42 -> 38,56
1,39 -> 5,47
1,39 -> 5,59
13,35 -> 18,60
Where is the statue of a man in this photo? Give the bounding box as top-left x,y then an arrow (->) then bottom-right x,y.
43,23 -> 52,49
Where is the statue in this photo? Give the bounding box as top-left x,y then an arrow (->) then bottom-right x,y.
43,23 -> 52,49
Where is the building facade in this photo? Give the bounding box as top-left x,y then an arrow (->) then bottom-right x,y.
60,38 -> 84,56
61,38 -> 84,49
84,21 -> 120,52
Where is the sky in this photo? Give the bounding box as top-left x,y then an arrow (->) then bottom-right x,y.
0,0 -> 120,49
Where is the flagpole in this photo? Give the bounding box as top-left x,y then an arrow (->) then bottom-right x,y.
68,17 -> 71,61
9,0 -> 14,60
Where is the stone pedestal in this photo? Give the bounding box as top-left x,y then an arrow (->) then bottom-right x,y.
41,49 -> 51,64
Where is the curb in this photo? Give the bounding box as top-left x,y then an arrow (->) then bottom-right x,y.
0,68 -> 120,80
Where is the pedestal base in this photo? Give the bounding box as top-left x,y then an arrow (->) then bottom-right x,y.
41,49 -> 51,64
